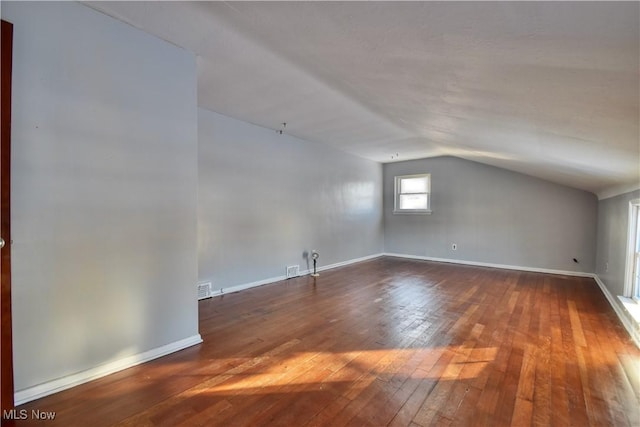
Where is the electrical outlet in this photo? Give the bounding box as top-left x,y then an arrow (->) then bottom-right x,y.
605,262 -> 609,272
451,243 -> 457,251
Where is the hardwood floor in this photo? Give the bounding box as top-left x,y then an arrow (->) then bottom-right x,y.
10,257 -> 640,426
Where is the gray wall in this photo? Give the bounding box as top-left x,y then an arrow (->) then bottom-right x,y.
6,2 -> 199,391
198,108 -> 383,290
384,156 -> 598,272
596,190 -> 640,298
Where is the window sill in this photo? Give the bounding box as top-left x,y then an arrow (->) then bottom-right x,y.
618,296 -> 640,325
393,210 -> 432,215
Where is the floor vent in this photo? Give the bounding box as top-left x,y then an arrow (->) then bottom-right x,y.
197,282 -> 212,300
286,265 -> 300,279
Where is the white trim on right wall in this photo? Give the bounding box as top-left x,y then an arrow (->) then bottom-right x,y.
593,276 -> 640,348
623,199 -> 640,298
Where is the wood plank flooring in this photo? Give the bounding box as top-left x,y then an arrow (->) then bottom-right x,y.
10,257 -> 640,426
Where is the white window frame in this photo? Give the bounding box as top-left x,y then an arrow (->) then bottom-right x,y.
624,199 -> 640,301
394,173 -> 432,214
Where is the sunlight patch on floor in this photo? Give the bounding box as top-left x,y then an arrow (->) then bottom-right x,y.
182,346 -> 498,396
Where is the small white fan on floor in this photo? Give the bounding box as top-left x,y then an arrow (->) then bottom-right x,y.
311,250 -> 320,277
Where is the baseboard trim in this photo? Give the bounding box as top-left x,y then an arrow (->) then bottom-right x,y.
212,253 -> 385,297
592,275 -> 640,348
383,253 -> 593,277
313,253 -> 384,273
14,334 -> 203,406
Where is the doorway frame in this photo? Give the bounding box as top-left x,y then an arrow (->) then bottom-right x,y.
1,18 -> 14,414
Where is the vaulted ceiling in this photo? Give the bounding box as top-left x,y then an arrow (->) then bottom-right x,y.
86,1 -> 639,197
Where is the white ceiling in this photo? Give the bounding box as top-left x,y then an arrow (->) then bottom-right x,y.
86,1 -> 639,197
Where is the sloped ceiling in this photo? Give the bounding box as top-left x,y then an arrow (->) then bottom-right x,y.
86,1 -> 639,197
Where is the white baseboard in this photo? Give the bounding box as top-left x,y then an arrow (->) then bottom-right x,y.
211,253 -> 385,297
313,253 -> 384,274
14,334 -> 203,406
592,275 -> 640,348
383,252 -> 593,277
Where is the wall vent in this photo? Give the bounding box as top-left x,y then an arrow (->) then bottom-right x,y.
197,282 -> 212,300
286,265 -> 300,279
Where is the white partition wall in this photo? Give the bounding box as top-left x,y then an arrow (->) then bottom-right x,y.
5,1 -> 200,400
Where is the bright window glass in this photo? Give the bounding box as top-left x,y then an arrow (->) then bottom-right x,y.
394,174 -> 431,213
399,194 -> 428,210
400,177 -> 428,194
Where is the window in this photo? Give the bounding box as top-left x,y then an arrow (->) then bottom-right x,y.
625,199 -> 640,301
394,174 -> 431,214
